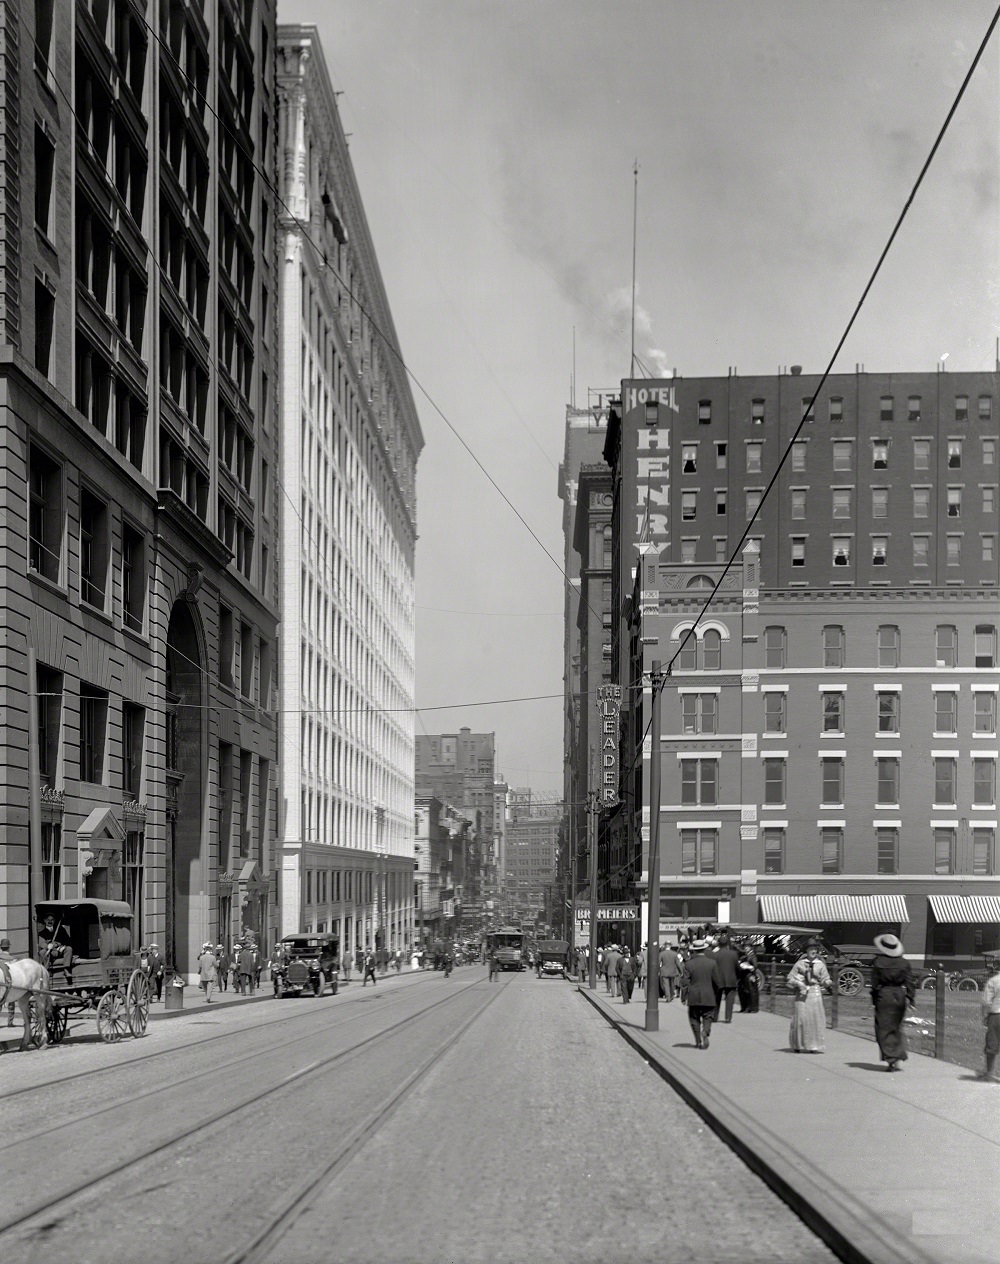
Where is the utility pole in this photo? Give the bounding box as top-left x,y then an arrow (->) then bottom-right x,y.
587,787 -> 599,989
645,661 -> 664,1033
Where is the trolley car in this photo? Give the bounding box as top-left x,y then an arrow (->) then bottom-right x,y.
485,927 -> 525,971
32,899 -> 150,1044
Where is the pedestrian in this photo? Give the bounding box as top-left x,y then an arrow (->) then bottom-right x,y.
604,943 -> 622,997
197,942 -> 217,1003
618,948 -> 636,1003
1,937 -> 15,1026
362,949 -> 378,986
215,944 -> 229,992
342,950 -> 352,984
711,932 -> 741,1023
980,956 -> 1000,1083
869,932 -> 915,1072
736,942 -> 759,1013
239,941 -> 256,995
635,945 -> 646,996
681,939 -> 721,1049
658,942 -> 680,1002
147,943 -> 165,1002
231,944 -> 243,994
488,947 -> 499,981
787,938 -> 831,1053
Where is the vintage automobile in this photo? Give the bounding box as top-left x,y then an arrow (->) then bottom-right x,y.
536,939 -> 570,978
272,933 -> 339,997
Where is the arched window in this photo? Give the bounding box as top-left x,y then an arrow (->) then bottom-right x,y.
677,629 -> 697,670
702,628 -> 722,670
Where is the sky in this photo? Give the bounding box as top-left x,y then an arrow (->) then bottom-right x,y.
281,0 -> 1000,798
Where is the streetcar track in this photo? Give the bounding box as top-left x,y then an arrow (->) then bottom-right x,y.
0,977 -> 489,1240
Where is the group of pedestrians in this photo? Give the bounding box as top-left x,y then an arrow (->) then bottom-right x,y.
192,940 -> 260,1002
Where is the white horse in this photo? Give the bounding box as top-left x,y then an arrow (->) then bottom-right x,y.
0,958 -> 52,1051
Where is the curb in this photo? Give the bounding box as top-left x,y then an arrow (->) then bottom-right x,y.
578,985 -> 940,1264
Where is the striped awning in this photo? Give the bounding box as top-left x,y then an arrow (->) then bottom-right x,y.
928,895 -> 1000,925
758,894 -> 910,924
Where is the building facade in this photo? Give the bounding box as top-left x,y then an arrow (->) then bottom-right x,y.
0,0 -> 280,973
275,26 -> 422,953
605,370 -> 1000,961
504,789 -> 562,931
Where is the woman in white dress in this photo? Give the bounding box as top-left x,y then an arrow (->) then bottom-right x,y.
787,939 -> 832,1052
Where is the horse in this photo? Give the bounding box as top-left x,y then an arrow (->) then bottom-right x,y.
0,958 -> 52,1051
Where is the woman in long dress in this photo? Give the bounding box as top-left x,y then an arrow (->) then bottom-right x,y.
787,939 -> 831,1052
870,932 -> 915,1071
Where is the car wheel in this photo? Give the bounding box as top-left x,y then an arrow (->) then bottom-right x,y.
837,967 -> 864,996
957,977 -> 980,992
919,976 -> 937,991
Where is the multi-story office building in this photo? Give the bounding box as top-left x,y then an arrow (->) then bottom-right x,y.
414,795 -> 474,944
504,790 -> 562,930
276,27 -> 422,954
603,370 -> 1000,960
0,0 -> 280,973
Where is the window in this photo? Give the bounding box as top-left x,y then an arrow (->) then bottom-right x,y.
715,441 -> 727,469
681,490 -> 697,521
763,827 -> 785,874
79,488 -> 109,609
872,487 -> 888,519
35,0 -> 55,75
219,604 -> 234,687
751,398 -> 765,425
801,397 -> 815,424
975,625 -> 996,668
876,827 -> 898,875
936,625 -> 958,668
681,694 -> 718,735
947,487 -> 962,518
34,125 -> 55,236
121,524 -> 145,632
682,444 -> 698,473
790,489 -> 806,519
680,540 -> 696,564
934,827 -> 955,875
955,394 -> 969,423
791,441 -> 806,472
974,692 -> 997,735
702,628 -> 722,670
872,440 -> 888,469
745,490 -> 762,520
680,759 -> 718,806
972,827 -> 994,876
877,691 -> 899,733
829,396 -> 843,424
746,443 -> 762,474
34,279 -> 54,376
791,537 -> 806,567
832,442 -> 852,472
912,487 -> 930,518
973,758 -> 996,806
876,757 -> 899,805
913,439 -> 930,469
699,400 -> 712,424
946,535 -> 962,567
832,537 -> 851,567
677,633 -> 697,670
820,691 -> 843,733
880,395 -> 894,423
821,757 -> 844,805
877,625 -> 900,668
122,702 -> 144,797
240,621 -> 254,697
984,487 -> 996,516
933,757 -> 957,805
822,625 -> 845,667
714,538 -> 727,562
832,488 -> 852,519
983,439 -> 996,466
681,828 -> 718,875
821,827 -> 843,874
947,440 -> 962,469
123,829 -> 144,944
36,664 -> 62,786
763,757 -> 786,804
715,490 -> 727,516
934,691 -> 958,734
978,395 -> 992,424
79,684 -> 108,783
982,535 -> 995,564
764,626 -> 786,669
908,395 -> 921,422
28,445 -> 62,581
913,535 -> 930,567
763,691 -> 785,733
872,536 -> 888,566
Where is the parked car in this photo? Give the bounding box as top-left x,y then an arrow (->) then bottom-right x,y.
725,925 -> 871,996
272,933 -> 339,997
536,940 -> 570,978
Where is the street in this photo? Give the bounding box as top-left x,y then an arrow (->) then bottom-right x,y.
0,965 -> 836,1264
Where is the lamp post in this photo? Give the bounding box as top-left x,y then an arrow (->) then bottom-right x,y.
644,661 -> 665,1034
375,806 -> 386,956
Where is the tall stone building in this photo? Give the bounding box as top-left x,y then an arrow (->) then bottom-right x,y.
605,369 -> 1000,959
276,26 -> 422,954
504,789 -> 562,931
0,0 -> 280,972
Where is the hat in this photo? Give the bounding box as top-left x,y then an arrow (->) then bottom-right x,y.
873,933 -> 904,958
690,938 -> 707,951
0,938 -> 10,949
149,943 -> 159,950
805,937 -> 822,949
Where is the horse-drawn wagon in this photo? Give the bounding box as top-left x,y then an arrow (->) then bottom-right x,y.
0,899 -> 151,1048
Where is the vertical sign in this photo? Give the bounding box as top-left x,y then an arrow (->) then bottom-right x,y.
597,684 -> 622,807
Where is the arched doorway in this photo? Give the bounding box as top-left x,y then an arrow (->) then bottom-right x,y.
166,599 -> 205,975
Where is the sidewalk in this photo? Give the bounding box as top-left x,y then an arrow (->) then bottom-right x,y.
579,983 -> 998,1264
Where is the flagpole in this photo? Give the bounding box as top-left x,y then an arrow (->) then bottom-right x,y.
630,160 -> 638,374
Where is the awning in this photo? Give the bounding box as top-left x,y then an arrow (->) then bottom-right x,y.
759,894 -> 910,924
928,895 -> 1000,925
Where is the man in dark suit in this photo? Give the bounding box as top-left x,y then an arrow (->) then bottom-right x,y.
711,932 -> 741,1022
658,942 -> 680,1002
682,939 -> 721,1049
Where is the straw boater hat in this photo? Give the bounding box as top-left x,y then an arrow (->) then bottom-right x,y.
690,938 -> 707,951
873,933 -> 904,957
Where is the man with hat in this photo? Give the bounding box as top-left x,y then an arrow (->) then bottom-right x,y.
147,943 -> 164,1002
197,942 -> 218,1003
981,955 -> 1000,1083
681,938 -> 722,1050
870,932 -> 915,1071
0,937 -> 14,1026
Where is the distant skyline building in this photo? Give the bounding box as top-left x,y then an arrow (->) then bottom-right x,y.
0,0 -> 280,973
504,789 -> 562,930
603,368 -> 1000,959
276,26 -> 423,953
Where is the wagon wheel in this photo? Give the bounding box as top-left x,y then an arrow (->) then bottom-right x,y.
837,966 -> 864,997
956,976 -> 980,993
919,976 -> 937,991
96,990 -> 129,1042
46,998 -> 69,1045
28,997 -> 48,1048
126,970 -> 150,1037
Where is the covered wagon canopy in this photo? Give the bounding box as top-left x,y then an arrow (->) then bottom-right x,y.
35,898 -> 134,959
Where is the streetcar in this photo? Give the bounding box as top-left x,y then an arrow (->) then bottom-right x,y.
486,927 -> 525,971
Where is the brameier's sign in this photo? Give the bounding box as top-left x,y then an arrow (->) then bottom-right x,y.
576,904 -> 639,922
